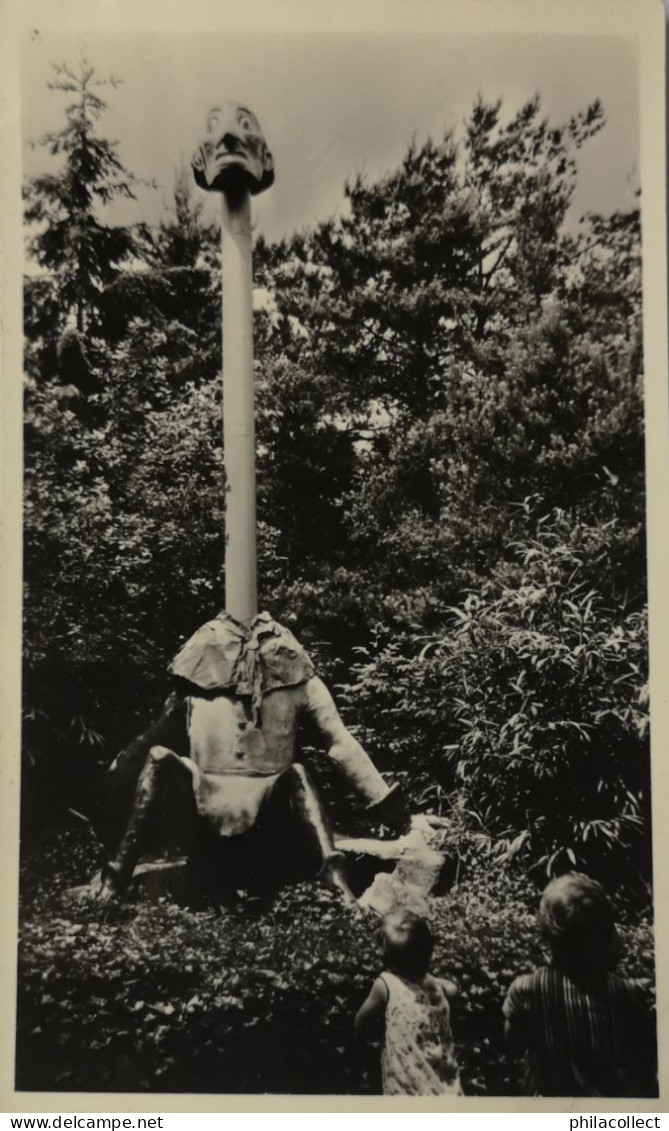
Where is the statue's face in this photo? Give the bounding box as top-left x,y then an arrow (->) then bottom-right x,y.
192,100 -> 274,196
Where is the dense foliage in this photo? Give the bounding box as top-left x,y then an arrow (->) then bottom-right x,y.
15,828 -> 657,1095
252,97 -> 643,635
340,507 -> 650,886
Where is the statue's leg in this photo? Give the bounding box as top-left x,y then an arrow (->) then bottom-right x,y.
262,764 -> 357,905
93,692 -> 188,850
99,745 -> 198,899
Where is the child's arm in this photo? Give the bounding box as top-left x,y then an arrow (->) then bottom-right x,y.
354,976 -> 389,1042
438,977 -> 459,1001
504,1017 -> 527,1054
502,976 -> 531,1055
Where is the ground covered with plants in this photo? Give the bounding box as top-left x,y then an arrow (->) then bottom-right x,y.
16,827 -> 655,1096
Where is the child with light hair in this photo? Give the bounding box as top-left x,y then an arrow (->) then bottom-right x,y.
503,872 -> 656,1096
354,910 -> 462,1096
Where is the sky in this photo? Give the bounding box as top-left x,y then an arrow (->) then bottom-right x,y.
21,29 -> 639,246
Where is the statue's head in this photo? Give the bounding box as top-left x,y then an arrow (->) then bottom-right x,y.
192,100 -> 274,196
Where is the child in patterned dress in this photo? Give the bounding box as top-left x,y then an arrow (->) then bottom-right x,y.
354,910 -> 462,1096
503,873 -> 656,1097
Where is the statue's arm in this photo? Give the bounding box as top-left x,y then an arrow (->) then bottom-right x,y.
303,676 -> 391,806
108,691 -> 189,783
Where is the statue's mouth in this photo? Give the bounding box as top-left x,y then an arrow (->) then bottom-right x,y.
210,138 -> 256,174
215,151 -> 252,168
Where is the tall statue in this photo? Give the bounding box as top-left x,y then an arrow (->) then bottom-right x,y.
90,104 -> 408,906
95,612 -> 407,905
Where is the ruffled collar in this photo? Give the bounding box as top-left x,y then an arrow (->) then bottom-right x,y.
169,610 -> 315,714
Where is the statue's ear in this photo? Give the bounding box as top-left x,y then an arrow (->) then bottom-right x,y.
192,146 -> 208,190
259,145 -> 273,180
253,145 -> 275,194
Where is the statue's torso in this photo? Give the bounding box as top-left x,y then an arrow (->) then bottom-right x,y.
186,686 -> 304,775
185,686 -> 306,835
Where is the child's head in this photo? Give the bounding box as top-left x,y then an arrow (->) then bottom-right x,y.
382,910 -> 433,981
538,872 -> 619,975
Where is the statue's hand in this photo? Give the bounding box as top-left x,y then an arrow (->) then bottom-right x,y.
367,783 -> 411,834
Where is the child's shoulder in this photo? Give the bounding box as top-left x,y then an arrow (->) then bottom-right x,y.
506,965 -> 550,991
605,971 -> 648,1007
507,966 -> 643,995
606,970 -> 643,991
503,965 -> 551,1014
374,972 -> 392,997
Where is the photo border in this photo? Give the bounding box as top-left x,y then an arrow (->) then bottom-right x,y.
2,0 -> 667,1113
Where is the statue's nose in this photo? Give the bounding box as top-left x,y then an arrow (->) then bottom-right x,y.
221,132 -> 240,154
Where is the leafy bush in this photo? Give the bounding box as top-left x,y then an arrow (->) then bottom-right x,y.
16,827 -> 655,1096
340,507 -> 650,886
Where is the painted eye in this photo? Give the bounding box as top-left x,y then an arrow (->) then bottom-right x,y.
207,111 -> 221,133
238,112 -> 255,132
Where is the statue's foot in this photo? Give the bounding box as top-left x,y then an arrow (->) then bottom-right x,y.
321,852 -> 359,910
82,863 -> 124,903
65,880 -> 98,903
64,869 -> 115,903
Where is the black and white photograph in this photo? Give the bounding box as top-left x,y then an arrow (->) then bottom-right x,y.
1,0 -> 667,1109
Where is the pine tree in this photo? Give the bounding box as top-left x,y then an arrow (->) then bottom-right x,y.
24,60 -> 138,339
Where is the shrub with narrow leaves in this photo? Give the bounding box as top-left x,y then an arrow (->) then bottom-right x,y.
340,508 -> 650,886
